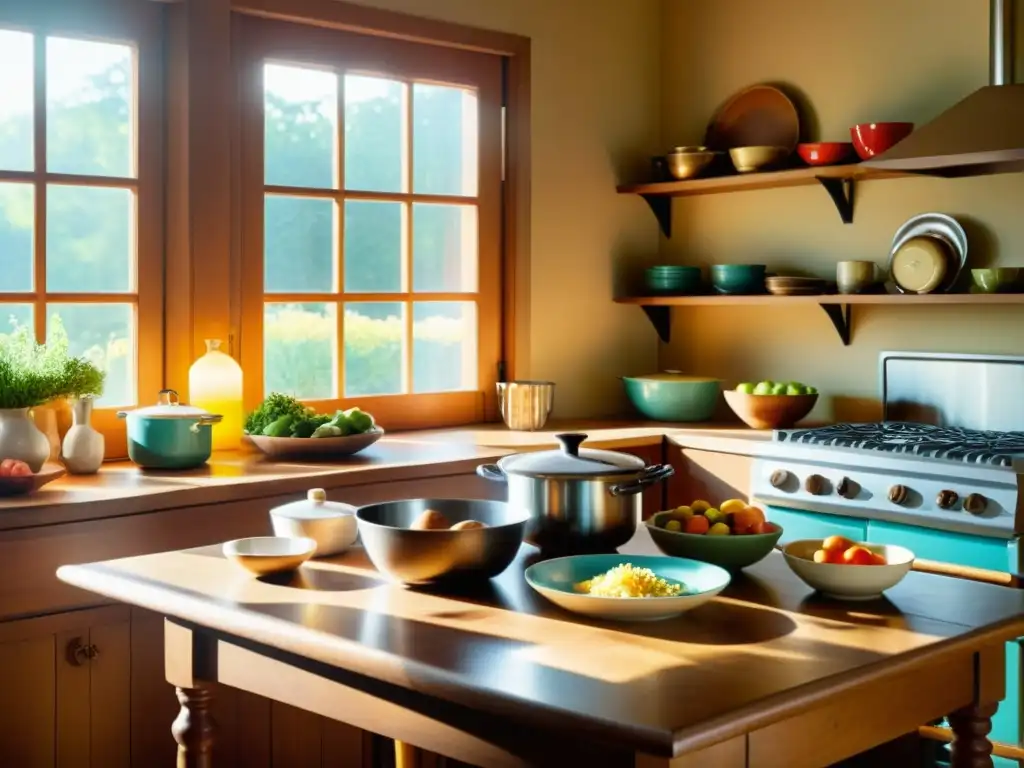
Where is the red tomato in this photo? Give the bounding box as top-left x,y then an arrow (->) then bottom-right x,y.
9,461 -> 31,477
685,515 -> 710,534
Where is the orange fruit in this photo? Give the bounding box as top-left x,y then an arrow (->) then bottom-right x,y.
813,548 -> 838,564
870,552 -> 887,566
685,515 -> 710,534
690,500 -> 711,513
732,506 -> 765,533
822,535 -> 855,554
842,546 -> 877,566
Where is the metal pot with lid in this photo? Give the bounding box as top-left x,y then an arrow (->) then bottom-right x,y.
476,433 -> 674,554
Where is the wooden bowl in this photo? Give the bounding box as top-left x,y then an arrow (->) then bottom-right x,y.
0,463 -> 65,497
723,390 -> 818,429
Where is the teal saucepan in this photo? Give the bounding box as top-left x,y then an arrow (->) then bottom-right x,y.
525,553 -> 730,621
118,389 -> 222,470
622,371 -> 721,421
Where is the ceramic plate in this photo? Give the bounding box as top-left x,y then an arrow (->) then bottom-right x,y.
705,84 -> 800,152
223,536 -> 317,576
247,427 -> 384,460
0,463 -> 65,497
887,213 -> 967,294
525,554 -> 730,621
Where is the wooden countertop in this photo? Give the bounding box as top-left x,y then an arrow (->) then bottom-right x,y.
57,526 -> 1024,757
0,421 -> 770,530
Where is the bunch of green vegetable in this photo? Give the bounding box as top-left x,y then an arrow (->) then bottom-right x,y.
244,393 -> 375,439
0,319 -> 105,409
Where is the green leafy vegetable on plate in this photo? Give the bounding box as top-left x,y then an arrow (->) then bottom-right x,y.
245,393 -> 376,439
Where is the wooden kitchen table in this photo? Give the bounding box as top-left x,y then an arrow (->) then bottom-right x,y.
57,529 -> 1024,768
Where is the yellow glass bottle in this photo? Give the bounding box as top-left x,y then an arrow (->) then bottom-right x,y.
188,339 -> 244,451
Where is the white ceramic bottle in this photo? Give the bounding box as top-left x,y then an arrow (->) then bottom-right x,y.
62,397 -> 105,475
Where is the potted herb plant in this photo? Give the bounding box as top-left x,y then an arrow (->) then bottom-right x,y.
0,319 -> 104,472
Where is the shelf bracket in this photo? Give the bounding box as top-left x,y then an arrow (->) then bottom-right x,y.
640,305 -> 671,343
819,303 -> 852,345
640,194 -> 673,238
816,177 -> 856,224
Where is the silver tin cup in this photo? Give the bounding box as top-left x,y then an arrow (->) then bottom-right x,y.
497,381 -> 555,431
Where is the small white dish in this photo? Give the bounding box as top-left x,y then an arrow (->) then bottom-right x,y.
223,536 -> 316,576
269,488 -> 358,556
782,539 -> 914,600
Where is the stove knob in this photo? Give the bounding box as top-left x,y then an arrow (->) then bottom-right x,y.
964,493 -> 988,515
770,470 -> 790,489
888,484 -> 909,505
836,476 -> 858,500
804,474 -> 827,496
936,490 -> 959,510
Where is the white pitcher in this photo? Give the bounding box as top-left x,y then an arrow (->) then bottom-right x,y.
62,397 -> 105,475
0,408 -> 51,473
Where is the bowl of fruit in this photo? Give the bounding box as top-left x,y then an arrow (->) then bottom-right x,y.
782,536 -> 915,601
646,498 -> 783,571
0,459 -> 64,497
723,379 -> 818,430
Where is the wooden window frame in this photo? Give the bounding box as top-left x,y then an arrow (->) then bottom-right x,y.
235,14 -> 509,430
0,0 -> 164,459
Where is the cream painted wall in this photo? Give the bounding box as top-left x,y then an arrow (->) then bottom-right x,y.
346,0 -> 663,416
660,0 -> 1024,422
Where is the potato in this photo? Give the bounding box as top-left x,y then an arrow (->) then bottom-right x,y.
449,520 -> 487,531
410,509 -> 451,530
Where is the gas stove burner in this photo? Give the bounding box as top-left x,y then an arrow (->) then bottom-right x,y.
774,422 -> 1024,467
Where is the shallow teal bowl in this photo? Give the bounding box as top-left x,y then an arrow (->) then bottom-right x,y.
525,553 -> 731,621
644,265 -> 701,294
622,373 -> 720,422
710,264 -> 767,295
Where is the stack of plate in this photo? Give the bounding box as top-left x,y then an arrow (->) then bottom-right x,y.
644,265 -> 702,295
765,276 -> 827,296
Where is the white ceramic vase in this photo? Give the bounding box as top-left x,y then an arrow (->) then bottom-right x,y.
62,397 -> 105,475
0,408 -> 51,473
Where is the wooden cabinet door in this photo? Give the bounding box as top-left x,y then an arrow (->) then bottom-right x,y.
665,444 -> 753,510
0,607 -> 130,768
619,443 -> 667,520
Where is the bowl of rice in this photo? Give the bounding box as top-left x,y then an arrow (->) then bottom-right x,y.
525,554 -> 731,621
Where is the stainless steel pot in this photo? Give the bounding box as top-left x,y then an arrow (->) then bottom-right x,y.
476,433 -> 674,554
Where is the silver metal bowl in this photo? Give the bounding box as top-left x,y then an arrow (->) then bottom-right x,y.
497,381 -> 555,431
355,499 -> 530,585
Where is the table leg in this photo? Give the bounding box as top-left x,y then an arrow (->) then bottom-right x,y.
395,740 -> 424,768
948,701 -> 998,768
172,685 -> 216,768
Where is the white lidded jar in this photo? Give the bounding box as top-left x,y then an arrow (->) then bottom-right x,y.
269,488 -> 358,556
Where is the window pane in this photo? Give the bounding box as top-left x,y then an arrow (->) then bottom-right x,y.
344,200 -> 402,293
46,37 -> 132,178
264,195 -> 335,293
47,303 -> 134,407
413,302 -> 476,393
344,76 -> 404,193
0,183 -> 33,292
264,302 -> 337,399
264,63 -> 337,189
344,302 -> 404,396
413,204 -> 477,292
0,304 -> 33,340
47,185 -> 133,293
413,84 -> 477,196
0,30 -> 33,172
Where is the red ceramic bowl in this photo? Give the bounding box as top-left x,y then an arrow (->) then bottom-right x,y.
797,142 -> 855,166
850,122 -> 914,160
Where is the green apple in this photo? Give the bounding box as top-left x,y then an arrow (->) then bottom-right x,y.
770,383 -> 788,395
806,385 -> 818,395
785,383 -> 806,395
752,381 -> 773,395
736,382 -> 756,394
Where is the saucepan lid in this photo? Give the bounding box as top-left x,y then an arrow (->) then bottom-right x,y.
496,433 -> 645,478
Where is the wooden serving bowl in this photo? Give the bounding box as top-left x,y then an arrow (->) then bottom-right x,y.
723,390 -> 818,429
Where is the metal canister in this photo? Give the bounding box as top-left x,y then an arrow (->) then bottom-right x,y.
497,381 -> 555,431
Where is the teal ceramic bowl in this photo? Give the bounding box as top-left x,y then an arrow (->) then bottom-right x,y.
646,512 -> 783,571
525,553 -> 731,621
644,266 -> 701,295
710,264 -> 767,295
622,372 -> 720,422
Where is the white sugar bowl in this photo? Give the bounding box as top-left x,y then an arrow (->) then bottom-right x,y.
269,488 -> 358,556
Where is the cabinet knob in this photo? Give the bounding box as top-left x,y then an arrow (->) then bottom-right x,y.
888,484 -> 909,505
836,476 -> 858,500
936,490 -> 959,510
963,493 -> 988,515
769,469 -> 790,489
66,637 -> 99,667
804,474 -> 827,496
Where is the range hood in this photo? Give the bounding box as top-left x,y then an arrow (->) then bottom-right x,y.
864,0 -> 1024,177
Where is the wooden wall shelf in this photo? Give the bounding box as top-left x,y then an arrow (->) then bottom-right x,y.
617,293 -> 1024,346
618,165 -> 912,236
